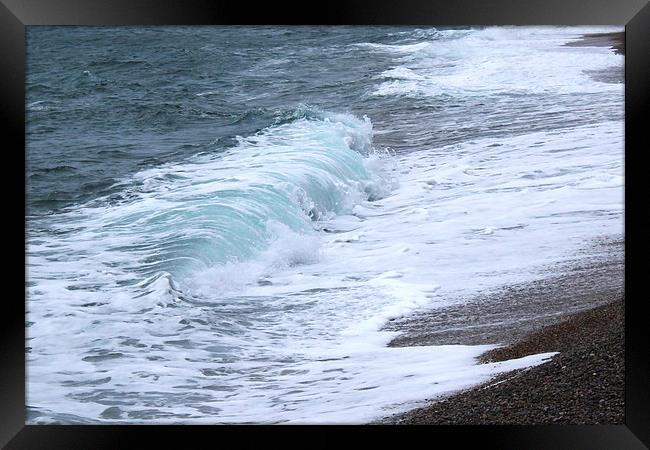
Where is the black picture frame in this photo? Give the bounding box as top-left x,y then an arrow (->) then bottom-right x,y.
3,0 -> 648,448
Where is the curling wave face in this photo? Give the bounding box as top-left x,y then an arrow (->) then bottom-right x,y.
29,110 -> 389,287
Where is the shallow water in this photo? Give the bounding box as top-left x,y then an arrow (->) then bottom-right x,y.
26,26 -> 623,423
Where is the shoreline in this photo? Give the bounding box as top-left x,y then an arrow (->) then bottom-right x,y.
375,236 -> 624,424
565,32 -> 624,84
564,31 -> 625,55
384,236 -> 623,348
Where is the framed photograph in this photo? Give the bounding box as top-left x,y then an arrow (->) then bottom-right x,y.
3,0 -> 649,447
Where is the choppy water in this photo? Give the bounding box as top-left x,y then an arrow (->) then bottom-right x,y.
26,26 -> 624,423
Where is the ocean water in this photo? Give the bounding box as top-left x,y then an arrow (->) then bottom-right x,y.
26,26 -> 624,423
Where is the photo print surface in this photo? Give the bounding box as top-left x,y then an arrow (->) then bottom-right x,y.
26,26 -> 624,424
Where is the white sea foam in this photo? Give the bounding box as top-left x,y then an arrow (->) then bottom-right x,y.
367,26 -> 624,97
